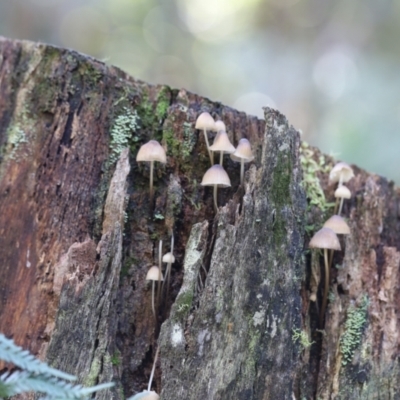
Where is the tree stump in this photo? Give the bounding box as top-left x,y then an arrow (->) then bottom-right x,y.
0,37 -> 399,399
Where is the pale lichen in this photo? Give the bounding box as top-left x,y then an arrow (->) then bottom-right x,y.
109,107 -> 139,164
340,295 -> 369,366
292,328 -> 314,349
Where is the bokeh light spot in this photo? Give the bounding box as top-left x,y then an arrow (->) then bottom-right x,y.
233,92 -> 276,119
313,49 -> 358,100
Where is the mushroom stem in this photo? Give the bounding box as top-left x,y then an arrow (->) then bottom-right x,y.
219,150 -> 224,166
156,240 -> 162,312
147,346 -> 160,392
333,197 -> 339,215
151,281 -> 155,318
149,160 -> 154,202
338,197 -> 344,215
213,185 -> 218,212
320,248 -> 330,326
166,234 -> 174,299
203,128 -> 213,165
240,159 -> 244,186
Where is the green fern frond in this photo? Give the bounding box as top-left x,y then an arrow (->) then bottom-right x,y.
1,371 -> 113,399
0,334 -> 75,380
0,334 -> 114,399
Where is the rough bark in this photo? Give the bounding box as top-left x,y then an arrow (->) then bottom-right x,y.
0,37 -> 399,400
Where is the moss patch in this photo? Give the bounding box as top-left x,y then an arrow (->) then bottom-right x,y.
300,141 -> 333,214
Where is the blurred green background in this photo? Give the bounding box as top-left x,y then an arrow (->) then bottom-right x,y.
1,0 -> 399,183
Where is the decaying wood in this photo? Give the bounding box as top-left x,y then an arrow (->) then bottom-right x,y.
0,37 -> 400,400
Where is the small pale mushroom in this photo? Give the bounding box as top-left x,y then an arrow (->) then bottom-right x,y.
209,131 -> 236,166
230,138 -> 254,185
195,112 -> 216,165
215,120 -> 226,132
130,391 -> 159,400
309,227 -> 341,325
162,251 -> 175,296
324,215 -> 350,269
329,162 -> 354,187
146,266 -> 164,318
335,185 -> 351,215
201,164 -> 231,212
323,215 -> 350,235
136,140 -> 167,202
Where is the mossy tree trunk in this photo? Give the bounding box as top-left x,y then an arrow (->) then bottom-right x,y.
0,37 -> 399,400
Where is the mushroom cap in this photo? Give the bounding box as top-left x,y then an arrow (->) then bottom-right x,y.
195,112 -> 216,131
215,120 -> 226,132
323,215 -> 350,235
146,266 -> 164,281
329,162 -> 354,184
230,138 -> 254,163
209,131 -> 236,154
334,185 -> 351,199
136,140 -> 167,163
309,227 -> 341,250
131,391 -> 159,400
162,252 -> 175,263
201,164 -> 231,188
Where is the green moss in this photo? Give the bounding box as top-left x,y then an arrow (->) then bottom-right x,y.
136,86 -> 170,138
111,352 -> 121,366
163,128 -> 181,158
155,86 -> 170,122
174,290 -> 194,319
340,295 -> 369,366
300,141 -> 333,214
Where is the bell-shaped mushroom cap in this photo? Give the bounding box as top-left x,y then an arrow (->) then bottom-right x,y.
201,164 -> 231,188
230,138 -> 254,163
215,120 -> 226,132
137,140 -> 167,163
162,252 -> 175,263
323,215 -> 350,235
329,162 -> 354,184
146,266 -> 164,281
130,391 -> 159,400
209,131 -> 236,154
334,185 -> 351,199
142,392 -> 159,400
195,112 -> 216,131
309,227 -> 341,250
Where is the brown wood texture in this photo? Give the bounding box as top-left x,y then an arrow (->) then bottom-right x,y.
0,37 -> 400,399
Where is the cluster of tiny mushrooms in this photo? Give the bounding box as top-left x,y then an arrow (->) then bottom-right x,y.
133,109 -> 355,396
132,112 -> 254,399
309,161 -> 354,326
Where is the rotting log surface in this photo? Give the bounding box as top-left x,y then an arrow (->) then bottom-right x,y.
0,37 -> 400,400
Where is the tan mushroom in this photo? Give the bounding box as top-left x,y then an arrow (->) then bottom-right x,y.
195,112 -> 216,165
209,131 -> 236,166
201,164 -> 231,212
323,215 -> 350,235
230,138 -> 254,185
335,185 -> 351,215
146,266 -> 164,318
309,227 -> 341,325
137,140 -> 166,201
329,162 -> 354,186
215,120 -> 226,132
